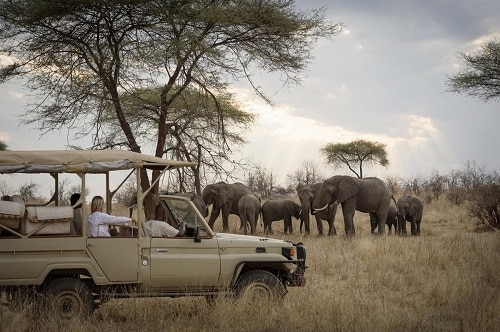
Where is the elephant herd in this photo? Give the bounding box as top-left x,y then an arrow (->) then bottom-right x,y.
199,177 -> 424,237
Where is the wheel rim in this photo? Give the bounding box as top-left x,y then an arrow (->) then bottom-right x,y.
53,291 -> 83,319
242,282 -> 273,301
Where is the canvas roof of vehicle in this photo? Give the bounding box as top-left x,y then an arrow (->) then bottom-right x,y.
0,150 -> 196,174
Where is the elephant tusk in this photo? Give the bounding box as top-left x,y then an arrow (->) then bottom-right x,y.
314,204 -> 329,212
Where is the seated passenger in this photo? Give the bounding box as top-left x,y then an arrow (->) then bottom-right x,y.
88,196 -> 134,237
70,193 -> 83,235
145,203 -> 185,237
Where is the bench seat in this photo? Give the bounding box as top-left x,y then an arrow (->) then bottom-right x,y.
0,200 -> 25,230
24,206 -> 73,235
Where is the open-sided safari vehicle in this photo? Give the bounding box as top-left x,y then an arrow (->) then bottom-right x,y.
0,150 -> 306,318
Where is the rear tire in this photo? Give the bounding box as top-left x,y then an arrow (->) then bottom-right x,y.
235,270 -> 286,303
43,278 -> 94,319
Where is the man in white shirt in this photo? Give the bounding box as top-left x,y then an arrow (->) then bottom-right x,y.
145,203 -> 185,237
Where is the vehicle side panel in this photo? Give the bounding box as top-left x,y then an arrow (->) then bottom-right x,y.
0,237 -> 108,285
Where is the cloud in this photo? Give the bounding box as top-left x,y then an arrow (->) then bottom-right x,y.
325,84 -> 349,100
406,115 -> 441,144
7,90 -> 24,99
0,131 -> 11,141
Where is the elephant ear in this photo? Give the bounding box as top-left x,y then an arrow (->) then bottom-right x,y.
216,186 -> 232,205
201,185 -> 215,204
293,202 -> 302,217
336,177 -> 360,203
408,203 -> 416,216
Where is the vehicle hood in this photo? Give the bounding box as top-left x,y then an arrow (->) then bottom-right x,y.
214,232 -> 292,248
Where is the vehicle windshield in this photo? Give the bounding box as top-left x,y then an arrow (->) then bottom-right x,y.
161,196 -> 212,237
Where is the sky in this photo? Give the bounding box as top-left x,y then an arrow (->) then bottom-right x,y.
1,0 -> 500,192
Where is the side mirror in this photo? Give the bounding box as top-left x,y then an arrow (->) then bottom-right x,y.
194,225 -> 201,243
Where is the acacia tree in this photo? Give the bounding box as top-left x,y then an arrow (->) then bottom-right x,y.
447,39 -> 500,102
0,0 -> 342,217
320,139 -> 389,178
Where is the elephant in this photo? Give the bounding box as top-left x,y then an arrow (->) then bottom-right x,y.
297,183 -> 338,236
201,182 -> 252,232
396,195 -> 423,236
261,199 -> 302,235
312,175 -> 392,236
238,194 -> 261,235
370,205 -> 397,235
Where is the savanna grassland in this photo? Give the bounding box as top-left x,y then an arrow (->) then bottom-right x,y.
1,197 -> 499,332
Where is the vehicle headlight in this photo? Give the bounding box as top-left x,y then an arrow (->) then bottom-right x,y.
282,247 -> 295,259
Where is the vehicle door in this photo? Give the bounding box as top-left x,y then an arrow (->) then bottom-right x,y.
87,227 -> 139,282
148,197 -> 221,290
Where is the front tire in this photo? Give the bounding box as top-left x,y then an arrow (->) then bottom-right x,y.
43,278 -> 94,319
235,270 -> 286,303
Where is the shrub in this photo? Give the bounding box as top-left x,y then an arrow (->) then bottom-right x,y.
466,176 -> 500,230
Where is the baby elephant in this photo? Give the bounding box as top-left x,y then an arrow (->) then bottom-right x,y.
370,205 -> 397,234
261,199 -> 301,235
238,194 -> 261,235
396,195 -> 423,236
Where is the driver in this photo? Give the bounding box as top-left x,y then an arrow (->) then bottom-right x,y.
145,203 -> 185,237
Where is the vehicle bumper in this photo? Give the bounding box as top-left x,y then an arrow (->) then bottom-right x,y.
289,242 -> 306,287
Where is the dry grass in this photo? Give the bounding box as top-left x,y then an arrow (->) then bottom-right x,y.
1,198 -> 499,331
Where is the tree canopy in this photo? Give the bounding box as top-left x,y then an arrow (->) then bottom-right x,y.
446,39 -> 500,102
0,0 -> 342,216
100,86 -> 255,194
320,139 -> 389,178
0,140 -> 7,151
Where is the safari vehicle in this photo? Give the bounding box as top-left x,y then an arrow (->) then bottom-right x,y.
0,150 -> 306,318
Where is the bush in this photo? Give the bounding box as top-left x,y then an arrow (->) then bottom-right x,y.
451,161 -> 500,231
466,176 -> 500,230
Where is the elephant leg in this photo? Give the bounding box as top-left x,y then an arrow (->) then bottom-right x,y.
208,206 -> 221,229
387,224 -> 392,235
284,216 -> 291,234
238,217 -> 245,232
304,216 -> 310,235
315,216 -> 324,236
369,213 -> 377,234
242,215 -> 248,235
410,218 -> 417,236
264,220 -> 273,234
375,211 -> 387,235
254,212 -> 259,235
301,212 -> 310,235
416,219 -> 421,236
402,218 -> 407,235
248,216 -> 255,235
221,207 -> 230,232
341,201 -> 356,236
263,220 -> 269,234
328,205 -> 337,236
328,218 -> 337,236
